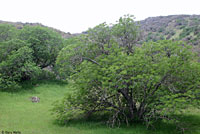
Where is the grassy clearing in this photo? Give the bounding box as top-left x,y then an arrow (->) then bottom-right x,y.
0,81 -> 199,134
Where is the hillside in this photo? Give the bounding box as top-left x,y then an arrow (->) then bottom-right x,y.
1,14 -> 200,46
139,15 -> 200,46
0,20 -> 73,39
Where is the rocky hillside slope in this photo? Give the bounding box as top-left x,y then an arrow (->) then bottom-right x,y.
139,15 -> 200,46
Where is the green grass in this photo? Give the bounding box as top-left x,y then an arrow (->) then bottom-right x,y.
0,81 -> 199,134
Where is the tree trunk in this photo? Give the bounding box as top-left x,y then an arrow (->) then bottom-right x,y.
119,88 -> 137,121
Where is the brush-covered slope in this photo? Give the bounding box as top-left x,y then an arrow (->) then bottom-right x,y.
139,15 -> 200,46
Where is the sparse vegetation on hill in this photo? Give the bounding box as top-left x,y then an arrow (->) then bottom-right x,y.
139,15 -> 200,46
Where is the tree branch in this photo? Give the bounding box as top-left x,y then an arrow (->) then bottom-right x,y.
82,57 -> 102,66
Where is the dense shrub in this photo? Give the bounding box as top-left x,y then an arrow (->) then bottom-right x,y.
0,39 -> 40,91
53,15 -> 200,129
0,24 -> 17,42
0,24 -> 64,91
19,26 -> 64,68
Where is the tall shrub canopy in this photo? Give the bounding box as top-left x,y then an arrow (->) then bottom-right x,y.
53,16 -> 200,127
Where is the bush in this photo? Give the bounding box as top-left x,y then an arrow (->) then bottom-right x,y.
53,40 -> 200,128
0,24 -> 17,42
53,15 -> 200,129
0,39 -> 41,91
0,24 -> 65,91
19,26 -> 64,68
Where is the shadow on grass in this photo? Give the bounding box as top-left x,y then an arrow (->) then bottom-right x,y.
19,79 -> 68,93
21,79 -> 68,89
0,79 -> 68,94
178,114 -> 200,134
52,113 -> 200,134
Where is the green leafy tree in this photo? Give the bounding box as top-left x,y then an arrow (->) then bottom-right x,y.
53,40 -> 200,128
19,26 -> 64,68
53,15 -> 200,130
56,15 -> 140,80
56,36 -> 85,79
0,24 -> 65,90
112,14 -> 140,54
0,24 -> 17,42
0,39 -> 41,91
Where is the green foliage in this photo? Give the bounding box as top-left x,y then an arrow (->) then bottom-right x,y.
53,15 -> 200,130
56,15 -> 140,80
19,26 -> 64,68
0,24 -> 65,91
87,23 -> 112,46
112,14 -> 140,53
0,39 -> 41,91
0,24 -> 17,42
56,36 -> 85,79
54,39 -> 200,128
